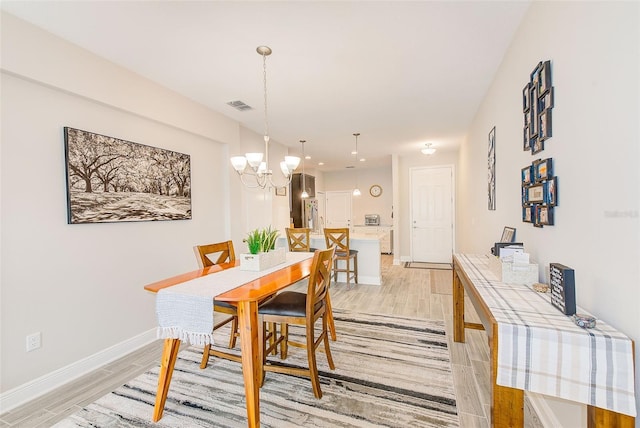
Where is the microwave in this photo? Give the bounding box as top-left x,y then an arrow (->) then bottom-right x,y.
364,214 -> 380,226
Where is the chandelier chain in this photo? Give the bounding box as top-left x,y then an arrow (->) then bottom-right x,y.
262,52 -> 269,141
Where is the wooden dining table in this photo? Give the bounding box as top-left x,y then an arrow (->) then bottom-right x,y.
143,255 -> 315,428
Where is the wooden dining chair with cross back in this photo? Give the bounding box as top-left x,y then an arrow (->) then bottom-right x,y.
323,227 -> 358,286
286,227 -> 337,341
258,246 -> 336,398
285,227 -> 317,252
195,240 -> 240,369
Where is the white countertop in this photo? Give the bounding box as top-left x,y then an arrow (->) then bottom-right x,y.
310,233 -> 382,241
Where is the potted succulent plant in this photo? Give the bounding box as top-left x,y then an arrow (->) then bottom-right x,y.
240,226 -> 286,271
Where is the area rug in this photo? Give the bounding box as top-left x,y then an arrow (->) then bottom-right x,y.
54,310 -> 458,427
404,262 -> 452,270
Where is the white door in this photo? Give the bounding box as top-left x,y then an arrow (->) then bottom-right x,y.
325,191 -> 352,228
316,191 -> 326,231
410,166 -> 453,263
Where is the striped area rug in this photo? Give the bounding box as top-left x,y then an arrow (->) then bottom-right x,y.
54,310 -> 458,427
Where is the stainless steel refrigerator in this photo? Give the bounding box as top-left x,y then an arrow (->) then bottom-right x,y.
302,199 -> 319,232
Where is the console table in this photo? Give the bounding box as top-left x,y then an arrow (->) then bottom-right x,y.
452,254 -> 636,427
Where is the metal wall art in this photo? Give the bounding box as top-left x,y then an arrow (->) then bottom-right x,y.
64,127 -> 192,224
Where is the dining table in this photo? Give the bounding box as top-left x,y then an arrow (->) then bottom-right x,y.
143,251 -> 315,428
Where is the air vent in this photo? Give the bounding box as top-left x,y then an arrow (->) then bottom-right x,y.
346,166 -> 355,169
226,100 -> 253,111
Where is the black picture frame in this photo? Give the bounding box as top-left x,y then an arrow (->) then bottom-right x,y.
529,85 -> 538,139
532,137 -> 544,155
530,61 -> 542,87
522,205 -> 534,223
536,205 -> 554,226
539,109 -> 553,141
534,158 -> 553,182
521,165 -> 533,185
523,60 -> 554,154
521,158 -> 558,228
539,87 -> 554,110
488,126 -> 496,210
538,60 -> 552,97
500,226 -> 516,243
523,83 -> 531,112
545,177 -> 558,206
527,183 -> 545,203
64,127 -> 192,224
523,125 -> 531,151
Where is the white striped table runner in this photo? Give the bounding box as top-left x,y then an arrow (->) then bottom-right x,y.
455,254 -> 636,417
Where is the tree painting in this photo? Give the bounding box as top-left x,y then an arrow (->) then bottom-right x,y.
64,127 -> 191,224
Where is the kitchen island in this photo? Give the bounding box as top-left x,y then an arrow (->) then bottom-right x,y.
276,233 -> 382,285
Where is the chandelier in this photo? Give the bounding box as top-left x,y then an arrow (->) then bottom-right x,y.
230,46 -> 300,189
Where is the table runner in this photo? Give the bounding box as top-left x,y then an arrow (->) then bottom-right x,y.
156,252 -> 313,346
455,254 -> 636,417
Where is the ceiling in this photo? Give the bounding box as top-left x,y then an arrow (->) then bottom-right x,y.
1,1 -> 530,171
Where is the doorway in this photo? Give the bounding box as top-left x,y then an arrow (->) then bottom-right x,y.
409,166 -> 454,263
325,191 -> 352,228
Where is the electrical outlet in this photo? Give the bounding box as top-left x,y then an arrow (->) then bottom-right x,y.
26,332 -> 41,352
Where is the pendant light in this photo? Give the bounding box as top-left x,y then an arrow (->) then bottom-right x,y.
352,133 -> 361,196
300,140 -> 309,199
230,46 -> 300,189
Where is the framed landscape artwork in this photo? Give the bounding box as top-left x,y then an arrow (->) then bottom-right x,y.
64,127 -> 192,224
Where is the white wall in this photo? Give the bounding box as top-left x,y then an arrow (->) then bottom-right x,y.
323,166 -> 393,225
458,2 -> 639,424
0,12 -> 259,406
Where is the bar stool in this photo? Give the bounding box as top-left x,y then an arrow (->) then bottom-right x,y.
323,228 -> 358,286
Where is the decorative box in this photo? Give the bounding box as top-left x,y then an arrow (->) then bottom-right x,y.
488,256 -> 538,285
239,247 -> 286,271
549,263 -> 576,315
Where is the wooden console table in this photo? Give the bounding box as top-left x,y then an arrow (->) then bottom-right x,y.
452,254 -> 636,427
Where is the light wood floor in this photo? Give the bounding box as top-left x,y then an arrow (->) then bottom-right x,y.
1,255 -> 492,427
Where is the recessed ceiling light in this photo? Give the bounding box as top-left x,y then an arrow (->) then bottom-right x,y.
318,162 -> 324,166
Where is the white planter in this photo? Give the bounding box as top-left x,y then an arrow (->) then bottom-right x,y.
239,247 -> 286,271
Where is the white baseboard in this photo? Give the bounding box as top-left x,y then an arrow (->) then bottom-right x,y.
0,328 -> 157,414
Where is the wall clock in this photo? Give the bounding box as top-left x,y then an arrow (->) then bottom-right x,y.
369,184 -> 382,197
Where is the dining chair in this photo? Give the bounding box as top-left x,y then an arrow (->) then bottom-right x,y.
195,240 -> 240,368
286,227 -> 336,340
285,227 -> 317,252
258,247 -> 336,398
323,227 -> 358,286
